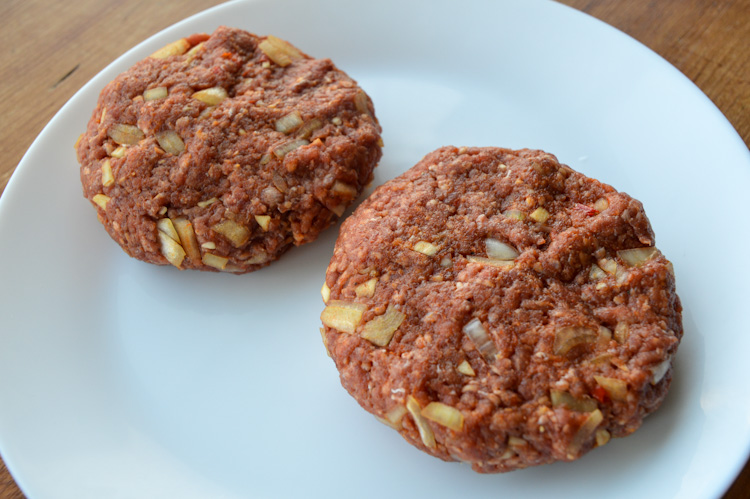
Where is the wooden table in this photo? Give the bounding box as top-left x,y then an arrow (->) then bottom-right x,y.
1,0 -> 748,497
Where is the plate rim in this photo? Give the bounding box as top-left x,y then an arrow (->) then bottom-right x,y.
1,0 -> 749,497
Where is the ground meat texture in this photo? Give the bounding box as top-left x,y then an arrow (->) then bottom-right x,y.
320,146 -> 682,473
77,26 -> 382,273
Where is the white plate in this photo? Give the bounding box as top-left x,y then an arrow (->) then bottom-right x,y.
1,0 -> 749,497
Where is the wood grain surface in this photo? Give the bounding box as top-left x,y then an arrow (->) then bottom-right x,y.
0,0 -> 748,497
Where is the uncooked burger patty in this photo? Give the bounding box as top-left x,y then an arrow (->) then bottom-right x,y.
77,26 -> 382,273
320,146 -> 682,473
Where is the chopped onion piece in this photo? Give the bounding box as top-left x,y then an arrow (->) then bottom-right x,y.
272,172 -> 288,193
594,198 -> 609,212
381,405 -> 408,429
197,197 -> 219,208
466,256 -> 515,269
101,159 -> 114,187
595,428 -> 611,447
504,209 -> 525,221
244,251 -> 268,265
273,138 -> 309,158
275,110 -> 303,134
551,390 -> 598,412
457,360 -> 475,376
598,258 -> 617,275
110,146 -> 127,158
593,375 -> 628,401
413,241 -> 438,256
158,231 -> 186,268
258,35 -> 303,67
254,215 -> 271,231
614,323 -> 630,344
553,326 -> 598,356
589,264 -> 607,281
319,327 -> 330,357
331,204 -> 346,217
191,86 -> 228,105
529,207 -> 550,223
171,217 -> 200,262
485,238 -> 519,260
598,326 -> 612,345
92,194 -> 110,209
321,300 -> 367,334
355,277 -> 378,298
354,90 -> 372,117
108,124 -> 144,145
143,86 -> 168,101
197,107 -> 215,120
185,42 -> 205,62
157,218 -> 180,242
463,318 -> 498,363
618,247 -> 658,266
361,305 -> 406,347
421,402 -> 464,431
320,283 -> 331,303
212,219 -> 250,247
378,406 -> 408,431
567,409 -> 603,457
587,353 -> 613,366
202,253 -> 228,270
297,117 -> 323,139
650,358 -> 671,384
332,181 -> 358,197
201,242 -> 216,250
150,38 -> 190,59
155,130 -> 185,155
615,264 -> 630,285
406,396 -> 436,448
508,436 -> 527,448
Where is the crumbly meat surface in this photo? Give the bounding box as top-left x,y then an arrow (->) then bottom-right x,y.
321,146 -> 682,473
77,26 -> 382,273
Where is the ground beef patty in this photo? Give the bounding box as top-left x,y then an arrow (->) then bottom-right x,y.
77,26 -> 382,273
320,146 -> 682,473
